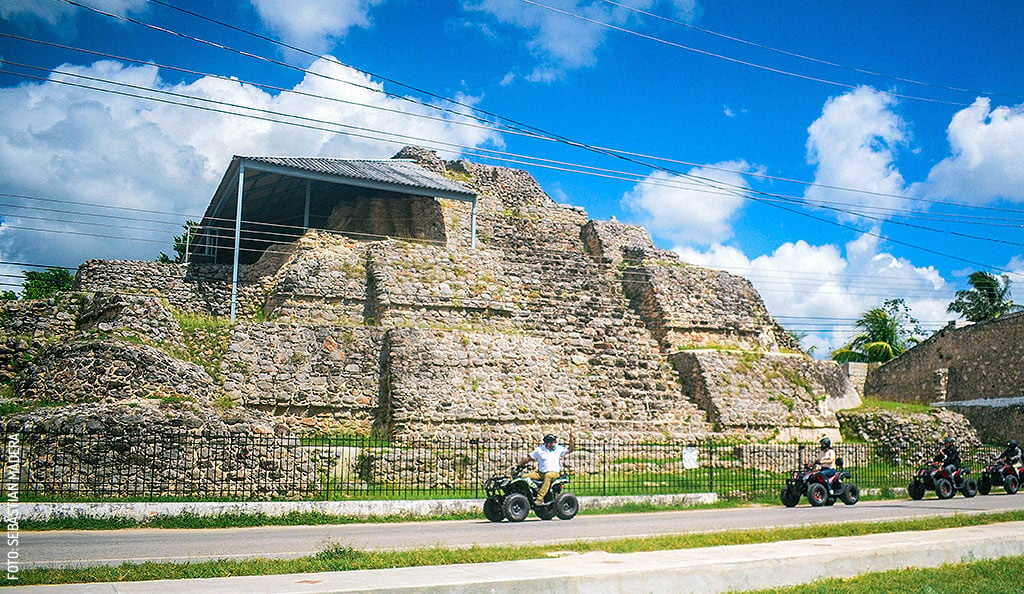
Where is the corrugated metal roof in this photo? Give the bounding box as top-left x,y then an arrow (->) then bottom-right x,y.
240,156 -> 475,199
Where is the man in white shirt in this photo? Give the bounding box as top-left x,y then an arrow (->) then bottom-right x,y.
518,432 -> 575,506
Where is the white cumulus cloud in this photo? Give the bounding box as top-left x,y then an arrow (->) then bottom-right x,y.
804,86 -> 909,221
675,233 -> 951,356
916,97 -> 1024,202
249,0 -> 387,52
1,0 -> 146,27
465,0 -> 701,81
0,57 -> 499,274
622,162 -> 755,246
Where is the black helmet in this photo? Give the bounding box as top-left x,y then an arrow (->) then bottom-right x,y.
1009,440 -> 1018,448
543,434 -> 557,444
820,437 -> 831,449
943,437 -> 953,445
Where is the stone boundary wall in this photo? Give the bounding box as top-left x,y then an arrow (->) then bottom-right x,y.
936,398 -> 1024,445
865,313 -> 1024,404
838,409 -> 980,465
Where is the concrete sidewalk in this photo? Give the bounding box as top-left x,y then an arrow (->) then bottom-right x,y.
18,521 -> 1024,593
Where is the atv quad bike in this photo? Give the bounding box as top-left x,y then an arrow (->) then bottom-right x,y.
483,465 -> 579,522
780,457 -> 860,507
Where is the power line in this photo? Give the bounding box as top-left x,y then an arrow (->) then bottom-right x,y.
518,0 -> 973,106
597,0 -> 1023,102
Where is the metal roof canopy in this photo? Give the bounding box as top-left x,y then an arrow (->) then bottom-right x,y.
196,156 -> 478,321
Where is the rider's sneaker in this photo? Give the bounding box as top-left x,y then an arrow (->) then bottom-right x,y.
534,498 -> 545,506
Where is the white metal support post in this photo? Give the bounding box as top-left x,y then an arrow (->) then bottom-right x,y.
303,179 -> 311,230
230,164 -> 245,322
470,197 -> 477,249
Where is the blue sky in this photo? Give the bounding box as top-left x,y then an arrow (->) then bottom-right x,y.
1,0 -> 1023,355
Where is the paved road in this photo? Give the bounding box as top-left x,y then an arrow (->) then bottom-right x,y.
25,494 -> 1024,568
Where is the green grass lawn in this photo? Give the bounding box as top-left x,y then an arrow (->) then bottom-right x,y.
748,555 -> 1024,593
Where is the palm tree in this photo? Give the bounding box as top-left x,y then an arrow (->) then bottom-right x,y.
832,299 -> 921,363
947,271 -> 1022,322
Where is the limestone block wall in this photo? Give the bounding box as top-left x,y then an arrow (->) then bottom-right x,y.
14,341 -> 217,405
7,403 -> 321,499
382,327 -> 581,440
0,296 -> 80,383
367,240 -> 522,327
937,398 -> 1024,445
622,255 -> 797,352
77,293 -> 186,348
865,313 -> 1024,404
581,219 -> 656,266
671,350 -> 849,440
838,409 -> 980,465
222,323 -> 384,434
263,232 -> 369,324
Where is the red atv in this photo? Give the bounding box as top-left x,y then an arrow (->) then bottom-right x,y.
909,462 -> 977,500
979,459 -> 1022,495
780,459 -> 860,507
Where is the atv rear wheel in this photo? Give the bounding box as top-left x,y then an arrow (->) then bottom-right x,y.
962,479 -> 977,498
483,497 -> 504,522
503,493 -> 530,522
935,478 -> 954,499
841,484 -> 860,505
780,486 -> 800,508
1004,475 -> 1019,494
979,476 -> 992,495
909,480 -> 926,500
554,493 -> 579,520
807,483 -> 828,507
534,506 -> 556,520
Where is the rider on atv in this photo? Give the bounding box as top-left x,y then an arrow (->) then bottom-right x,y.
812,437 -> 837,493
998,439 -> 1023,471
517,431 -> 574,506
935,437 -> 962,485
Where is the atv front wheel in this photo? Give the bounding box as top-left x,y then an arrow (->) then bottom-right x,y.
962,479 -> 977,498
979,476 -> 992,495
935,478 -> 954,499
483,497 -> 504,522
503,493 -> 530,522
807,483 -> 828,506
841,484 -> 860,505
908,480 -> 926,500
554,493 -> 579,520
780,486 -> 800,508
1004,475 -> 1019,495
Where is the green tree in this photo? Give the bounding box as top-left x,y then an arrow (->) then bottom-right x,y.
946,271 -> 1022,322
22,268 -> 75,300
832,299 -> 922,363
0,290 -> 16,301
158,220 -> 199,264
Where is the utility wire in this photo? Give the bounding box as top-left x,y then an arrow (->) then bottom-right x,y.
518,0 -> 971,106
598,0 -> 1023,102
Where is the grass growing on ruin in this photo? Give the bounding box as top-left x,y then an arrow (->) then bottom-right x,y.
750,555 -> 1024,594
171,312 -> 233,381
13,510 -> 1024,586
856,398 -> 934,415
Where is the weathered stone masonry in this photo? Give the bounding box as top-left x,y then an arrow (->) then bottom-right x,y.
13,147 -> 861,446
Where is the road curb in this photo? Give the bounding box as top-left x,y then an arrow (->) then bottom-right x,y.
17,493 -> 718,522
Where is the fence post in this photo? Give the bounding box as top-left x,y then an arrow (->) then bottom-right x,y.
472,438 -> 481,499
707,441 -> 715,493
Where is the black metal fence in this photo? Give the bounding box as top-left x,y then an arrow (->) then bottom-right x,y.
0,432 -> 1002,502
